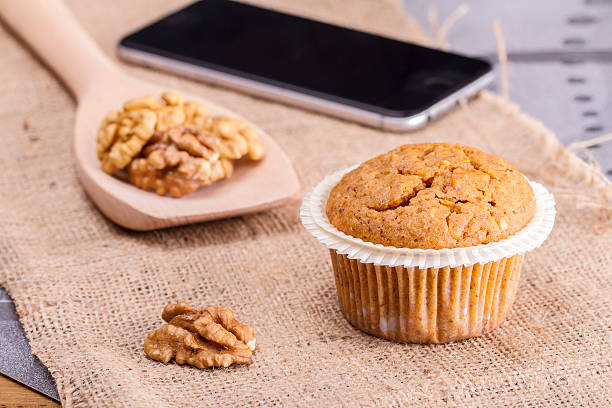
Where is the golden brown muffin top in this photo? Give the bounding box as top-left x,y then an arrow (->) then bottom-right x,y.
325,143 -> 536,249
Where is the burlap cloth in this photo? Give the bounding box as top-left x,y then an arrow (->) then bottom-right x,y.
1,0 -> 611,406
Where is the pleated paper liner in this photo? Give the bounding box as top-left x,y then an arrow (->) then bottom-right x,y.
301,166 -> 556,343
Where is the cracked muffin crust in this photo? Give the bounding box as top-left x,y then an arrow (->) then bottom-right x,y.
325,143 -> 535,249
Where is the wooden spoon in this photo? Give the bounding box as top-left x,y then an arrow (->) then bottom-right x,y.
0,0 -> 300,230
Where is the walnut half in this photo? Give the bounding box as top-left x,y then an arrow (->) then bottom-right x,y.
128,127 -> 234,198
144,302 -> 256,368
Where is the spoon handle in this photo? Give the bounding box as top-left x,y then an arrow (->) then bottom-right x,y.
0,0 -> 119,101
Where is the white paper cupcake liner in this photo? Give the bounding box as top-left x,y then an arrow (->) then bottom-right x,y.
301,165 -> 556,269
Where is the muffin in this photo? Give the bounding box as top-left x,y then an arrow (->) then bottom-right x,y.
326,143 -> 536,249
301,143 -> 555,343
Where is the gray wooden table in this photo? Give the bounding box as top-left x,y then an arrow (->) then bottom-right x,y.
404,0 -> 612,176
1,0 -> 611,401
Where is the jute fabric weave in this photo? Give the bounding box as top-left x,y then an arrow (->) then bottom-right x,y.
0,0 -> 610,406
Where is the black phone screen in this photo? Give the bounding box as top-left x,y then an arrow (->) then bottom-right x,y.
120,0 -> 492,117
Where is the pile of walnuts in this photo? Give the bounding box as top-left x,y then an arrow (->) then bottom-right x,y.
96,91 -> 264,198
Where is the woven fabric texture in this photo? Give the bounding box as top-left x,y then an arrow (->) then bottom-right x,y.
0,0 -> 610,406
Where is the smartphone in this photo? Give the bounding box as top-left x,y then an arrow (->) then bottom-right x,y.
117,0 -> 493,132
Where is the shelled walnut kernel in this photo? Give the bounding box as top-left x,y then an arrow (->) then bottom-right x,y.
96,92 -> 264,197
144,302 -> 256,368
128,126 -> 234,198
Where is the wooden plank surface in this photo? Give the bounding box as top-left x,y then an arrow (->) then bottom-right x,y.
0,375 -> 60,408
405,0 -> 612,176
